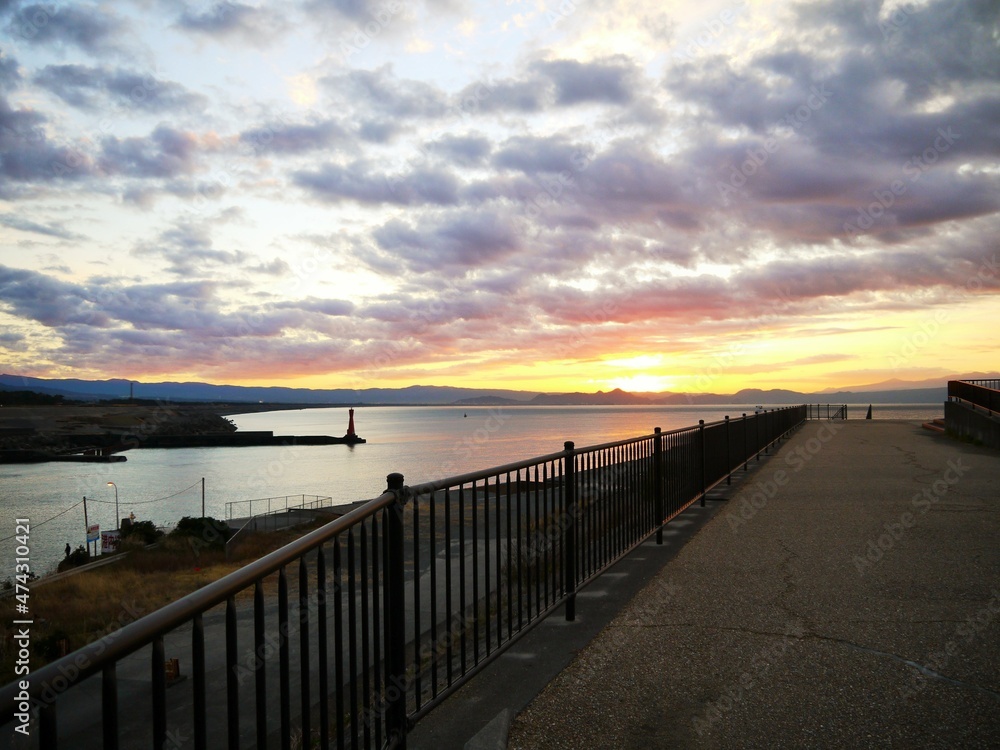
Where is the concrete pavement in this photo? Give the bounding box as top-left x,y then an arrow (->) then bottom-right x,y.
506,421 -> 1000,749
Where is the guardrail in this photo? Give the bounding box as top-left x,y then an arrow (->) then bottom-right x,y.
949,380 -> 1000,416
0,406 -> 806,749
225,494 -> 334,521
806,404 -> 847,420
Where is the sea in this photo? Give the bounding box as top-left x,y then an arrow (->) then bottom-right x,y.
0,403 -> 943,576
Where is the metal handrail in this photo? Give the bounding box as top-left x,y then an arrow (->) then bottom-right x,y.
1,405 -> 808,748
0,491 -> 395,721
949,380 -> 999,415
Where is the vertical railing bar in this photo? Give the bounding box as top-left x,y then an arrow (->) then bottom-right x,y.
253,582 -> 267,750
193,611 -> 207,750
226,596 -> 239,750
279,567 -> 291,750
495,474 -> 503,649
385,474 -> 408,750
444,487 -> 454,688
564,441 -> 577,622
317,546 -> 329,750
102,663 -> 118,750
333,539 -> 345,750
474,477 -> 482,665
299,557 -> 311,749
459,483 -> 468,676
372,517 -> 383,750
348,530 -> 359,750
152,635 -> 166,750
533,464 -> 542,618
516,468 -> 524,631
429,488 -> 438,699
411,493 -> 421,708
360,526 -> 371,749
40,698 -> 57,750
505,470 -> 513,642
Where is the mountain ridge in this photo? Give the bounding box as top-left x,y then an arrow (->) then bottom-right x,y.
1,373 -> 981,406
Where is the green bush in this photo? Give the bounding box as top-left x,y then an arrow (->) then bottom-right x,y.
169,516 -> 232,549
121,520 -> 163,545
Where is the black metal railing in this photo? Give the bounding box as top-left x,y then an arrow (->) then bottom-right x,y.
806,404 -> 848,420
1,406 -> 806,749
948,380 -> 1000,416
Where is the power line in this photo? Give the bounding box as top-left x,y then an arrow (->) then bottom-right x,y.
0,499 -> 85,543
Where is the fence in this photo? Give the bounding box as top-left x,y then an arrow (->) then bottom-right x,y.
949,380 -> 1000,416
0,406 -> 806,749
226,495 -> 335,521
806,404 -> 848,420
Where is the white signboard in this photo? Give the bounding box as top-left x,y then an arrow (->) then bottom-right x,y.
101,530 -> 121,553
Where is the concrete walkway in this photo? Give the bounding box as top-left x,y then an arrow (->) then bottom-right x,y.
507,421 -> 1000,748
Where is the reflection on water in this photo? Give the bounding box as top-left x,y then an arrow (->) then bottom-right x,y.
0,403 -> 942,575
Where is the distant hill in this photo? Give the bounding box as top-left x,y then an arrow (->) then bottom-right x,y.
530,388 -> 652,406
0,373 -> 960,407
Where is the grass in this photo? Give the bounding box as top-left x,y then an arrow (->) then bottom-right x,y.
0,517 -> 332,685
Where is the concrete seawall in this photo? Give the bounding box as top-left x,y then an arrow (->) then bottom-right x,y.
508,421 -> 1000,748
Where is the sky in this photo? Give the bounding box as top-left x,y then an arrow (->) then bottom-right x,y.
0,0 -> 998,395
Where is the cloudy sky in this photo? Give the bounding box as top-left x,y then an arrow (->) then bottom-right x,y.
0,0 -> 997,394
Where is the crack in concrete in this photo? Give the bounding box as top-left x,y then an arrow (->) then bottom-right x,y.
802,631 -> 1000,701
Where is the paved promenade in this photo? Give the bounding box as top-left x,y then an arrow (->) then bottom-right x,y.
507,421 -> 1000,748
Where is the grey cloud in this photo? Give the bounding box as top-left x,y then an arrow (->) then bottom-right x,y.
33,64 -> 207,113
371,209 -> 520,274
99,125 -> 199,179
493,135 -> 584,174
175,2 -> 287,44
323,65 -> 449,119
426,134 -> 491,167
0,213 -> 86,240
293,161 -> 460,206
7,3 -> 129,56
239,119 -> 347,154
531,57 -> 637,106
0,96 -> 95,184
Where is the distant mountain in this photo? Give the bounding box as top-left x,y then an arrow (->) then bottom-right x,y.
0,374 -> 538,405
530,388 -> 652,406
817,372 -> 1000,393
0,373 -> 960,407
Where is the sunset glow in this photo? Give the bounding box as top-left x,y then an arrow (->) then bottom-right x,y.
1,1 -> 998,394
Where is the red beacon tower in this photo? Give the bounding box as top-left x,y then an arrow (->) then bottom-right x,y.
342,408 -> 365,444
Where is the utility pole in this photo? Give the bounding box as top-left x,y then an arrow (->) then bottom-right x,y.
201,477 -> 205,518
83,496 -> 90,557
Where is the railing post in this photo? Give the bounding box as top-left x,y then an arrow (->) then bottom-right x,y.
742,413 -> 748,471
698,420 -> 706,507
386,472 -> 409,749
724,416 -> 731,485
563,441 -> 577,622
756,411 -> 761,462
654,428 -> 664,544
764,410 -> 770,454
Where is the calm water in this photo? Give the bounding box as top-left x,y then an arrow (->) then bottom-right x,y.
0,403 -> 942,575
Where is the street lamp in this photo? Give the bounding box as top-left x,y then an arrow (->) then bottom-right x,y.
107,481 -> 119,530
